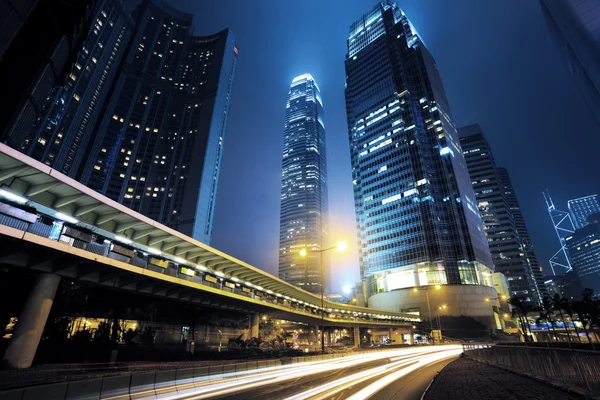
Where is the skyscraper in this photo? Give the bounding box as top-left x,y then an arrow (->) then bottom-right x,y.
0,0 -> 97,146
77,1 -> 237,244
568,194 -> 600,230
278,74 -> 329,294
345,2 -> 496,326
539,0 -> 600,126
497,167 -> 548,301
4,0 -> 238,245
566,213 -> 600,295
459,125 -> 542,304
24,0 -> 134,175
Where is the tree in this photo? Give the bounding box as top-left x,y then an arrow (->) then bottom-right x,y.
139,326 -> 155,346
552,294 -> 576,347
540,297 -> 559,342
93,322 -> 111,344
123,328 -> 137,346
509,296 -> 534,342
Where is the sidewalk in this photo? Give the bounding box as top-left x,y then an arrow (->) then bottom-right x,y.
423,358 -> 581,400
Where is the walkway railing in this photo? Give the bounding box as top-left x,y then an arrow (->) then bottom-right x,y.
463,344 -> 600,395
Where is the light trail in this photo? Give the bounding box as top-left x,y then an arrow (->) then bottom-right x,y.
345,347 -> 463,400
149,346 -> 461,400
283,347 -> 462,400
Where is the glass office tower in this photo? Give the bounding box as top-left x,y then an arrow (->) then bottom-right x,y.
568,194 -> 600,230
278,74 -> 329,294
344,2 -> 494,319
460,125 -> 542,305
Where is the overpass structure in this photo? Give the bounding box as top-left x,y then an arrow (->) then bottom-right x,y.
0,144 -> 419,368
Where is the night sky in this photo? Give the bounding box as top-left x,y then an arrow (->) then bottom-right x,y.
171,0 -> 600,292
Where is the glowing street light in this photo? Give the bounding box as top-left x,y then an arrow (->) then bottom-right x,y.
298,240 -> 347,353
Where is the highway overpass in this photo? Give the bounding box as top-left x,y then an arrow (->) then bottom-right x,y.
0,144 -> 419,368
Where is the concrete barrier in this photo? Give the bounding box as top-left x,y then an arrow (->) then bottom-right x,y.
235,362 -> 249,376
129,371 -> 156,400
193,366 -> 210,388
154,370 -> 177,397
0,388 -> 25,400
175,368 -> 194,393
66,378 -> 103,400
100,375 -> 131,400
23,382 -> 68,400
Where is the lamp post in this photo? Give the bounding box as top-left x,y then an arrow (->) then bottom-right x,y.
436,304 -> 447,332
412,285 -> 441,331
485,295 -> 506,331
299,241 -> 347,353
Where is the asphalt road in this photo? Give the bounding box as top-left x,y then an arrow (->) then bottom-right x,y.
152,345 -> 462,400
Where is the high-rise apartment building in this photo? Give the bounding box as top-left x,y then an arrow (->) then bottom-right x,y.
77,1 -> 237,244
278,74 -> 329,294
1,0 -> 237,245
539,0 -> 600,126
568,194 -> 600,230
497,167 -> 548,301
345,2 -> 496,326
24,0 -> 134,176
0,0 -> 97,146
459,125 -> 542,304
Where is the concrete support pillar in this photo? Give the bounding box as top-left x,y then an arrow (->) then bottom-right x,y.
2,273 -> 60,368
389,328 -> 393,343
409,326 -> 415,344
250,313 -> 260,338
353,326 -> 361,348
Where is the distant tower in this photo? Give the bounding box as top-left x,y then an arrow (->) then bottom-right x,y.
460,125 -> 543,304
543,190 -> 574,274
278,74 -> 328,294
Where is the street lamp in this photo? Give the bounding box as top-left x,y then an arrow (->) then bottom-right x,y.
436,305 -> 447,334
299,240 -> 347,353
412,285 -> 442,332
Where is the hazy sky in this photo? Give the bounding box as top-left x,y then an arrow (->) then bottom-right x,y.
171,0 -> 600,292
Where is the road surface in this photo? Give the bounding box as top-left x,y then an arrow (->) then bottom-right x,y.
140,345 -> 462,400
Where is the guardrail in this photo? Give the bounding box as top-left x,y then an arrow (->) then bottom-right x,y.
463,344 -> 600,395
0,349 -> 398,400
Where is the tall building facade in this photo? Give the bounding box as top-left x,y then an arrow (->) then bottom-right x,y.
568,194 -> 600,230
539,0 -> 600,126
497,167 -> 548,301
77,1 -> 237,244
345,2 -> 497,326
566,213 -> 600,296
0,0 -> 97,146
278,74 -> 329,294
1,0 -> 238,244
23,0 -> 134,175
459,124 -> 543,304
